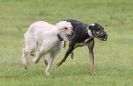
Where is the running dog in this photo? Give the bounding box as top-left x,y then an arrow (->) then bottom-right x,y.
57,19 -> 108,72
22,21 -> 73,76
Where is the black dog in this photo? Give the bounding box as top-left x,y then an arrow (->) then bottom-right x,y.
57,19 -> 108,71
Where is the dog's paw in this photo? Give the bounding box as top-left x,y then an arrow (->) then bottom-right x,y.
23,65 -> 27,70
45,72 -> 50,76
88,65 -> 96,74
56,61 -> 63,67
70,52 -> 74,59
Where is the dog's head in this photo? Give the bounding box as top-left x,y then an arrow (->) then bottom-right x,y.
88,23 -> 108,41
56,21 -> 73,41
56,21 -> 73,36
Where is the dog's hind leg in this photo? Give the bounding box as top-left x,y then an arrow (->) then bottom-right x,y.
23,32 -> 37,66
22,48 -> 28,69
22,45 -> 36,69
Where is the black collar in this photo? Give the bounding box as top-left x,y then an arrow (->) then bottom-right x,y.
57,34 -> 63,41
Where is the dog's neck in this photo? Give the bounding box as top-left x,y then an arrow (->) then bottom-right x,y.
83,26 -> 94,43
87,26 -> 93,37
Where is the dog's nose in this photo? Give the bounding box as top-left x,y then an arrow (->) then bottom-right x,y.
103,34 -> 108,41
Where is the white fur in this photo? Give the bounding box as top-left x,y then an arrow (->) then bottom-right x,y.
87,29 -> 92,37
90,23 -> 95,26
22,21 -> 72,76
87,23 -> 95,37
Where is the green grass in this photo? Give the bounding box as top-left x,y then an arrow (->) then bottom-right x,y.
0,0 -> 133,86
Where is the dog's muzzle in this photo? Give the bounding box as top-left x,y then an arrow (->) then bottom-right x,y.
98,33 -> 108,41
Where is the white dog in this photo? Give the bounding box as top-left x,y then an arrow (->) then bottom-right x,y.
22,21 -> 73,76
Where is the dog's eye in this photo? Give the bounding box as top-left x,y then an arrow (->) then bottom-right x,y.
64,27 -> 68,30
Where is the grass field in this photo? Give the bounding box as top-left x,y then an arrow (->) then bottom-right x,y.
0,0 -> 133,86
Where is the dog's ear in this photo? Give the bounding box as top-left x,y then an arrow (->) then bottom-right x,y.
89,25 -> 92,30
89,23 -> 95,30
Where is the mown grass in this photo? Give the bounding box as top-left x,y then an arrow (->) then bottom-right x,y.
0,0 -> 133,86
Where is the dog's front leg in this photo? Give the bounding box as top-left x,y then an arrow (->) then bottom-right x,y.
45,55 -> 55,76
32,44 -> 45,64
88,39 -> 95,73
56,47 -> 74,67
56,42 -> 75,67
63,41 -> 74,59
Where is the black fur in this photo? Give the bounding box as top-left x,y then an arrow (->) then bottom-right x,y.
57,19 -> 94,67
65,19 -> 92,43
57,19 -> 108,69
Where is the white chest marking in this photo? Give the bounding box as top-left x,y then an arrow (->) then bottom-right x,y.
87,29 -> 92,37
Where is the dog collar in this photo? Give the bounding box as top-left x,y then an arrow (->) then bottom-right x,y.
57,34 -> 63,41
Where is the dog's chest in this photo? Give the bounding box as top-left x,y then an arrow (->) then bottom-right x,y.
75,43 -> 86,47
50,41 -> 63,52
75,38 -> 93,47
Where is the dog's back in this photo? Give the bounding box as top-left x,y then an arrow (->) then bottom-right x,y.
64,19 -> 91,43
